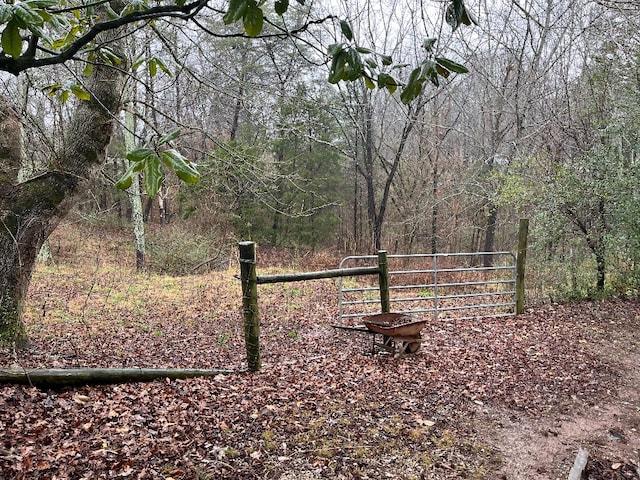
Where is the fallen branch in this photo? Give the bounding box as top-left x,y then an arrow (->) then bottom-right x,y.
567,448 -> 589,480
0,368 -> 235,389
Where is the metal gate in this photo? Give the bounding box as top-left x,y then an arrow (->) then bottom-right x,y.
337,252 -> 517,322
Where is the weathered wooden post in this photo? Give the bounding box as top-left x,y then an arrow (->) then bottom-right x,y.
515,219 -> 529,315
377,250 -> 391,313
239,242 -> 261,371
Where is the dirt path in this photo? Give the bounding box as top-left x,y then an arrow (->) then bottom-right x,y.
488,347 -> 640,479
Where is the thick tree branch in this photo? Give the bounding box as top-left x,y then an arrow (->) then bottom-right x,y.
0,0 -> 208,75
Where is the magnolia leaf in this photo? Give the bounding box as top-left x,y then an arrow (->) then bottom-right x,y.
2,20 -> 22,59
377,72 -> 390,89
224,0 -> 248,25
274,0 -> 288,15
161,149 -> 200,184
435,64 -> 450,78
115,170 -> 133,190
0,5 -> 12,24
445,0 -> 477,31
435,56 -> 469,74
340,20 -> 353,41
243,3 -> 263,37
365,58 -> 378,69
328,50 -> 346,84
126,147 -> 155,162
15,4 -> 43,26
400,67 -> 424,104
327,43 -> 343,57
385,78 -> 397,95
157,129 -> 181,146
143,154 -> 163,198
344,48 -> 363,81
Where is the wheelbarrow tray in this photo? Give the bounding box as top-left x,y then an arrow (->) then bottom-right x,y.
362,313 -> 426,337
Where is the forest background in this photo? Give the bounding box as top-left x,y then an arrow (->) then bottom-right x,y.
4,0 -> 640,302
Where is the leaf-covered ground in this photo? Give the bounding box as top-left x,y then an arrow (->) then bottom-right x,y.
0,225 -> 639,479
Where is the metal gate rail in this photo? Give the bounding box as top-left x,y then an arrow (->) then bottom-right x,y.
338,251 -> 516,322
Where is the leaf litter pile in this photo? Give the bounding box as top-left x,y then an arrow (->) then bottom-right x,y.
1,226 -> 639,479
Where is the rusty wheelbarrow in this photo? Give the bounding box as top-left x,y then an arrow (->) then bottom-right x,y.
363,313 -> 426,355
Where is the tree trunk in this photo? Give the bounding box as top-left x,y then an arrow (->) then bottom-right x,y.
483,202 -> 498,267
0,16 -> 126,346
124,108 -> 146,271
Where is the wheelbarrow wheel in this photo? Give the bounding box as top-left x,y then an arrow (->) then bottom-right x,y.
404,341 -> 421,354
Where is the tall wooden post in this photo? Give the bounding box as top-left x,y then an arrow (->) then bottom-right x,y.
377,250 -> 390,313
515,219 -> 529,315
239,242 -> 261,371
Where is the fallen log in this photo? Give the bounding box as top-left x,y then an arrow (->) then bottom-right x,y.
0,368 -> 235,389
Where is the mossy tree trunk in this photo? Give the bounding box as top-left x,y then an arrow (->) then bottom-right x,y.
0,18 -> 126,346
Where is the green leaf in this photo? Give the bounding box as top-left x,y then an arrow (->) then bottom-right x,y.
243,3 -> 263,37
328,50 -> 346,84
435,64 -> 450,78
274,0 -> 289,15
385,77 -> 397,95
143,154 -> 163,198
340,20 -> 353,41
161,149 -> 200,184
356,46 -> 373,54
224,0 -> 248,25
377,73 -> 390,89
344,48 -> 363,80
176,0 -> 187,6
148,58 -> 157,77
435,56 -> 469,74
115,168 -> 134,190
1,20 -> 22,59
15,4 -> 43,26
70,84 -> 91,101
446,0 -> 477,31
364,76 -> 375,90
131,57 -> 145,71
365,58 -> 378,69
126,147 -> 155,162
0,5 -> 12,24
98,47 -> 122,65
381,55 -> 392,66
82,61 -> 94,77
400,67 -> 424,104
420,59 -> 439,87
378,73 -> 397,95
327,43 -> 343,57
154,57 -> 172,76
104,4 -> 120,19
158,129 -> 181,146
115,160 -> 144,191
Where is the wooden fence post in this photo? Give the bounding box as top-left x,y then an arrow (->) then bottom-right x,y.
239,242 -> 261,371
378,250 -> 391,313
515,219 -> 529,315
